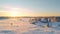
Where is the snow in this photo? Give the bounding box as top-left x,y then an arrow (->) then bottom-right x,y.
0,18 -> 60,34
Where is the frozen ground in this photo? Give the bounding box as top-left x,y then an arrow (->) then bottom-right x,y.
0,18 -> 60,34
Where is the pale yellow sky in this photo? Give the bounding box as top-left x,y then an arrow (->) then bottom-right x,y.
0,7 -> 59,17
0,0 -> 60,17
0,12 -> 59,17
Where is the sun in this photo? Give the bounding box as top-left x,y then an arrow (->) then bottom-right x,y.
9,8 -> 20,17
10,11 -> 19,17
9,9 -> 20,17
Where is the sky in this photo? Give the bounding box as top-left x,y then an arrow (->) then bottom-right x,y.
0,0 -> 60,16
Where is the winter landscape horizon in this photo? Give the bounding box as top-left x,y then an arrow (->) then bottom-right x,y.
0,0 -> 60,34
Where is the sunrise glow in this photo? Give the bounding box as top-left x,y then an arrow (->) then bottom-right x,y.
9,9 -> 19,17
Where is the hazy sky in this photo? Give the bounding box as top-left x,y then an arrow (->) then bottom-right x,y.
0,0 -> 60,16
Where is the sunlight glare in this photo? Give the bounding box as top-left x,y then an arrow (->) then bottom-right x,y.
9,8 -> 20,17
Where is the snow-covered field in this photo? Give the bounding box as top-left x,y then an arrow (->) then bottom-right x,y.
0,18 -> 60,34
